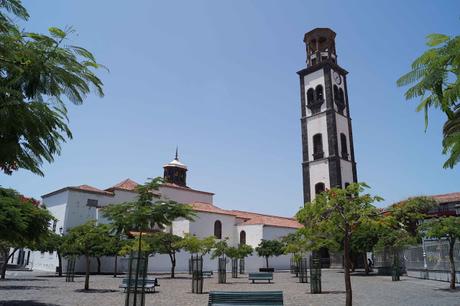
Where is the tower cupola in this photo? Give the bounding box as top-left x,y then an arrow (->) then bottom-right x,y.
303,28 -> 337,67
163,148 -> 187,187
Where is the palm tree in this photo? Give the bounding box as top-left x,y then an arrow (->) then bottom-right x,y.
397,32 -> 460,168
442,108 -> 460,168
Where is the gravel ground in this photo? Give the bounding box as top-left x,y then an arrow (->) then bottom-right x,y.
1,269 -> 459,306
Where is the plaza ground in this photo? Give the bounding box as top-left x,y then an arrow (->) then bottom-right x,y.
1,269 -> 459,306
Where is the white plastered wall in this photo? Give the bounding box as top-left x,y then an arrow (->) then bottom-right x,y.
306,112 -> 329,162
309,159 -> 330,198
159,185 -> 213,204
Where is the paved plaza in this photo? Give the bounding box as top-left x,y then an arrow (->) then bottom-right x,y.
0,269 -> 459,306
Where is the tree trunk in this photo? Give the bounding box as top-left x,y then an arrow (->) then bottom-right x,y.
364,252 -> 369,275
1,248 -> 18,280
113,254 -> 118,278
170,252 -> 176,278
84,255 -> 90,290
343,230 -> 352,306
449,239 -> 456,289
96,257 -> 101,274
265,256 -> 269,268
57,252 -> 63,277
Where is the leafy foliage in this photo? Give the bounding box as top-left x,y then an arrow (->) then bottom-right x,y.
211,238 -> 229,259
61,220 -> 113,290
0,0 -> 105,175
397,31 -> 460,168
0,186 -> 54,279
178,234 -> 215,256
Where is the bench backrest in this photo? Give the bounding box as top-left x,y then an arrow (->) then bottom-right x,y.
248,272 -> 273,278
208,291 -> 283,305
122,278 -> 157,285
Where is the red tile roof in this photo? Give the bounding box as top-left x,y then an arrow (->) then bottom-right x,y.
190,202 -> 303,229
430,192 -> 460,204
231,210 -> 303,229
190,202 -> 238,216
106,178 -> 139,192
42,184 -> 114,198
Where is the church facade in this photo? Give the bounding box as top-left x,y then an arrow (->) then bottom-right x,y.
29,154 -> 301,273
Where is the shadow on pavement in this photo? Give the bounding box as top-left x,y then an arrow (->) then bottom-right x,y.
0,286 -> 50,290
74,288 -> 119,293
0,300 -> 60,306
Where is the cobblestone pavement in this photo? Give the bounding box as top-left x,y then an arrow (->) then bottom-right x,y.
1,269 -> 459,306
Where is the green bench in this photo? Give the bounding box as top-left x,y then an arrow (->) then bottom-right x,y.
248,272 -> 273,283
203,270 -> 214,278
119,278 -> 159,293
208,291 -> 283,305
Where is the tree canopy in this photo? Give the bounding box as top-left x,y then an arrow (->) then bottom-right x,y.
255,239 -> 284,268
420,216 -> 460,289
0,187 -> 54,279
296,182 -> 382,306
0,0 -> 105,175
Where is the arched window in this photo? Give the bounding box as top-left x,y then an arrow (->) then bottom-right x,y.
240,231 -> 246,245
214,220 -> 222,239
315,85 -> 324,101
313,133 -> 324,160
315,183 -> 325,195
340,133 -> 348,159
333,85 -> 339,101
307,88 -> 314,105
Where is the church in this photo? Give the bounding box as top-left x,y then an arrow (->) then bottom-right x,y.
30,151 -> 302,273
26,27 -> 355,273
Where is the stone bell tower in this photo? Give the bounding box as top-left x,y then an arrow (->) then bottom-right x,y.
297,28 -> 358,204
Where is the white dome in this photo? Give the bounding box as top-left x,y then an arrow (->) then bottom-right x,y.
164,158 -> 187,170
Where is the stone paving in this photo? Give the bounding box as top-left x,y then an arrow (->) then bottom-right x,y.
0,269 -> 459,306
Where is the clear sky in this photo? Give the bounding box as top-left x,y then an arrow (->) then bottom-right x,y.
1,0 -> 460,217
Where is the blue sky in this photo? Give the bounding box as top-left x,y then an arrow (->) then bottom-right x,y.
1,0 -> 459,217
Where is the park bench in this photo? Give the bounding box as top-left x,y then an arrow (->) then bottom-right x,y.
119,278 -> 159,293
248,272 -> 273,283
208,291 -> 283,305
202,270 -> 214,278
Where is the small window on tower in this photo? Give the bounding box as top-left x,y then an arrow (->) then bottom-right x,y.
315,183 -> 325,195
315,85 -> 324,101
313,133 -> 324,160
340,133 -> 348,159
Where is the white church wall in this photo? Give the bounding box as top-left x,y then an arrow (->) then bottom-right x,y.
189,212 -> 237,245
64,191 -> 109,230
29,250 -> 59,272
309,159 -> 330,196
306,112 -> 329,162
262,226 -> 297,270
236,224 -> 264,248
160,185 -> 213,204
172,218 -> 190,237
303,69 -> 325,116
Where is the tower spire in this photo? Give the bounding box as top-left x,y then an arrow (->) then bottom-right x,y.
175,146 -> 179,161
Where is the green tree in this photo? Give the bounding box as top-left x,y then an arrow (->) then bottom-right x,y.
0,187 -> 54,279
179,234 -> 215,256
237,244 -> 253,260
211,238 -> 229,260
143,232 -> 183,278
255,239 -> 284,269
61,221 -> 112,290
420,216 -> 460,289
296,182 -> 382,306
0,0 -> 105,176
102,178 -> 196,240
35,231 -> 65,277
397,32 -> 460,168
350,222 -> 380,275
